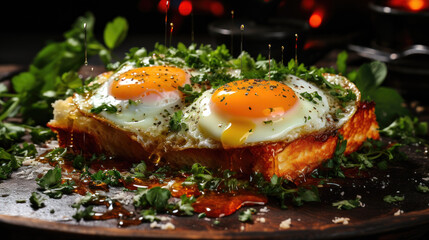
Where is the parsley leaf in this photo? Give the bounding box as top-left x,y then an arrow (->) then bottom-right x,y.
318,134 -> 348,178
0,148 -> 21,180
134,187 -> 172,212
381,116 -> 428,145
238,208 -> 256,222
145,187 -> 172,211
300,91 -> 322,104
91,169 -> 122,186
90,103 -> 118,114
140,209 -> 159,222
29,192 -> 46,209
131,161 -> 147,178
178,84 -> 204,104
169,110 -> 188,132
37,167 -> 62,190
73,205 -> 95,222
177,194 -> 196,216
332,197 -> 363,210
383,195 -> 404,203
416,184 -> 429,193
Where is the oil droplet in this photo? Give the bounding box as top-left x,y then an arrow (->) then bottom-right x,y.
295,33 -> 298,64
191,6 -> 195,43
83,23 -> 88,66
230,10 -> 235,56
268,44 -> 271,80
281,45 -> 285,65
150,153 -> 162,165
240,24 -> 245,72
164,1 -> 170,46
169,22 -> 174,47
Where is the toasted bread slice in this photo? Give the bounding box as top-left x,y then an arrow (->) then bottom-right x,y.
48,94 -> 379,181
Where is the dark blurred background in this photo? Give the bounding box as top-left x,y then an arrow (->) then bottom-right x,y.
1,0 -> 429,101
0,0 -> 376,65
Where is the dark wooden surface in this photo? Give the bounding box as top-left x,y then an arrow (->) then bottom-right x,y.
1,138 -> 429,239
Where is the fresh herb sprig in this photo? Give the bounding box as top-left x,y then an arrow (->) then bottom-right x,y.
0,13 -> 127,126
252,173 -> 320,209
36,167 -> 75,199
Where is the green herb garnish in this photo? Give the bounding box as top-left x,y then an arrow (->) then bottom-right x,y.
29,192 -> 46,209
332,197 -> 363,210
383,195 -> 405,203
90,103 -> 118,114
238,208 -> 256,222
169,110 -> 188,132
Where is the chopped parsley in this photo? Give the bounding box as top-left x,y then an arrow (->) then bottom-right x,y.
90,169 -> 123,187
253,173 -> 320,209
416,184 -> 429,193
169,110 -> 188,132
332,196 -> 363,210
90,103 -> 118,114
36,167 -> 74,199
238,208 -> 257,222
383,195 -> 404,203
29,192 -> 46,210
300,91 -> 322,104
381,116 -> 428,145
178,84 -> 204,104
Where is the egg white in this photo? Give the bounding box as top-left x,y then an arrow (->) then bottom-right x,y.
74,64 -> 185,133
192,75 -> 335,145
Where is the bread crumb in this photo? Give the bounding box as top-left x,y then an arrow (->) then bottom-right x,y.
259,206 -> 270,213
149,221 -> 158,229
332,217 -> 350,225
150,221 -> 175,230
162,222 -> 175,230
394,209 -> 404,216
279,218 -> 292,229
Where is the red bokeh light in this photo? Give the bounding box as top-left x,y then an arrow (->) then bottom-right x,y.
388,0 -> 429,11
309,9 -> 324,28
301,0 -> 315,11
158,0 -> 170,13
178,0 -> 193,16
210,1 -> 224,16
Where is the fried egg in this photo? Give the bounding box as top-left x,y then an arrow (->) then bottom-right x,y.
74,61 -> 359,152
190,75 -> 359,148
74,65 -> 190,131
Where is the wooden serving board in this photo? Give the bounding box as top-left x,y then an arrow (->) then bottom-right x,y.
1,142 -> 429,240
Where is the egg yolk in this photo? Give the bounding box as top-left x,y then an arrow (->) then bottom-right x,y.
110,66 -> 187,100
220,120 -> 255,147
211,79 -> 298,120
211,79 -> 298,148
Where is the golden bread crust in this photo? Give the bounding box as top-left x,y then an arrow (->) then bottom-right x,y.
48,98 -> 379,181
